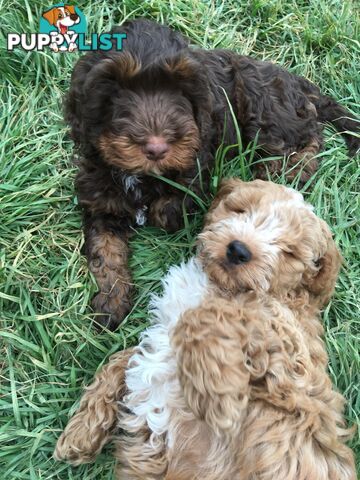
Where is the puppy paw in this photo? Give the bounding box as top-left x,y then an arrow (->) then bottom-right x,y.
346,135 -> 360,157
255,139 -> 320,186
54,418 -> 103,465
87,233 -> 133,330
92,287 -> 131,330
149,196 -> 186,232
173,300 -> 253,437
255,158 -> 318,186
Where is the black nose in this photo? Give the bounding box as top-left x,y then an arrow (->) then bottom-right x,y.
70,14 -> 79,21
226,241 -> 252,265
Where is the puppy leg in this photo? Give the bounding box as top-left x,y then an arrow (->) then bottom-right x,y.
172,298 -> 268,436
54,348 -> 134,465
84,215 -> 133,329
114,428 -> 167,480
285,137 -> 321,183
255,137 -> 321,185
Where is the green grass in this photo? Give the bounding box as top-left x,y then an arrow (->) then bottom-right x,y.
0,0 -> 359,478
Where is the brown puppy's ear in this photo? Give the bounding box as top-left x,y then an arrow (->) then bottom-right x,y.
66,53 -> 141,144
160,53 -> 214,149
164,56 -> 199,79
304,223 -> 342,307
42,8 -> 56,26
65,5 -> 76,15
83,54 -> 141,91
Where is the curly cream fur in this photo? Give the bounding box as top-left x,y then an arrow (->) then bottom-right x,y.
54,348 -> 133,465
172,294 -> 355,479
54,179 -> 355,479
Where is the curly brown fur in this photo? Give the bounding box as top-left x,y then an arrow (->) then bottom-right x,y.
148,196 -> 190,232
67,19 -> 359,328
85,218 -> 133,329
256,137 -> 321,184
55,179 -> 355,479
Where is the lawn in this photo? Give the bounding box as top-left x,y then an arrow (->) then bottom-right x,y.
1,0 -> 359,478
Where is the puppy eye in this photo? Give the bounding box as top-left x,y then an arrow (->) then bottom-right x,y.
224,198 -> 246,214
227,204 -> 245,214
313,259 -> 321,268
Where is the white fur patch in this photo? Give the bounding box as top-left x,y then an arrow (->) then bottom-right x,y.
219,213 -> 282,252
123,174 -> 140,192
121,174 -> 142,201
122,258 -> 209,445
283,187 -> 314,212
135,207 -> 147,226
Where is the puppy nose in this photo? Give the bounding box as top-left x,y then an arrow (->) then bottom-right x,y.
144,137 -> 169,161
226,241 -> 252,265
70,14 -> 78,21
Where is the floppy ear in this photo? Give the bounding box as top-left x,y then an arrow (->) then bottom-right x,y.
304,223 -> 342,307
212,178 -> 243,206
65,53 -> 141,144
83,53 -> 141,89
162,54 -> 214,158
65,5 -> 76,15
42,8 -> 56,25
202,178 -> 244,226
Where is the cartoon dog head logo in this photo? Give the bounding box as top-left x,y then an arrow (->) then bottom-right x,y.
42,5 -> 80,35
40,4 -> 86,52
8,5 -> 125,53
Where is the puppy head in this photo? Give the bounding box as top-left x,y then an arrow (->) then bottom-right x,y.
198,179 -> 341,306
67,52 -> 209,175
98,84 -> 200,175
43,6 -> 79,30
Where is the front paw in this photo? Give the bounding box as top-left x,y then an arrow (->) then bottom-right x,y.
149,197 -> 185,233
54,418 -> 100,465
92,287 -> 132,330
255,139 -> 320,186
173,300 -> 254,436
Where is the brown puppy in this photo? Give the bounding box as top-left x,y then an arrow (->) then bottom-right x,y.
67,18 -> 359,328
54,179 -> 356,479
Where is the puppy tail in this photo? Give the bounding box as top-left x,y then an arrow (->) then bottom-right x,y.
316,94 -> 360,156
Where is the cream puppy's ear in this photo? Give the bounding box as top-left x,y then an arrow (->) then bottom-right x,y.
303,221 -> 342,307
172,297 -> 269,437
203,178 -> 244,225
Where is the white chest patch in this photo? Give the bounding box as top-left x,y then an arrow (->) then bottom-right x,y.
121,173 -> 142,201
122,258 -> 209,444
135,206 -> 148,226
123,174 -> 140,192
